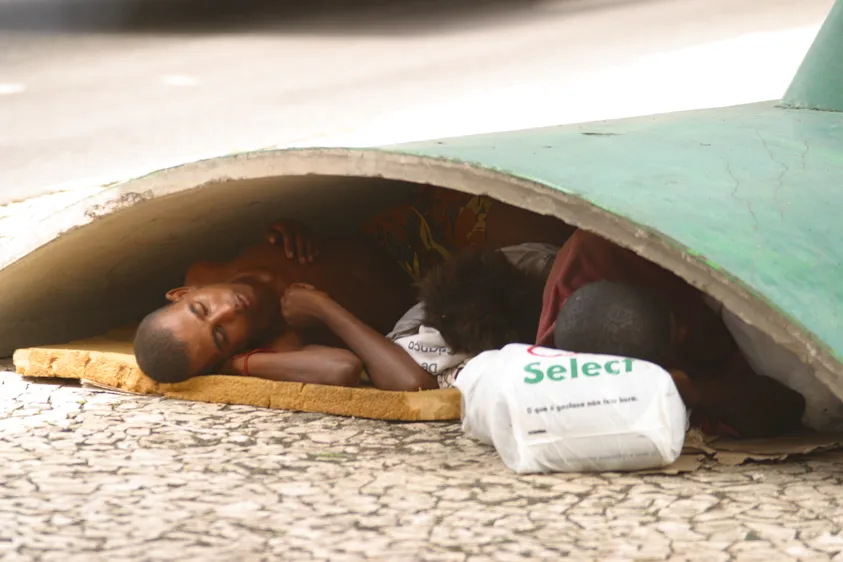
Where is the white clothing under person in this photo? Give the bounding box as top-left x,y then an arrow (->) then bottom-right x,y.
704,296 -> 843,432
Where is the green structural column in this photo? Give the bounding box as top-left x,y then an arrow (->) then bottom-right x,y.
781,0 -> 843,111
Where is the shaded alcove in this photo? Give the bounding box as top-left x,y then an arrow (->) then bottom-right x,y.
2,134 -> 843,405
0,173 -> 422,356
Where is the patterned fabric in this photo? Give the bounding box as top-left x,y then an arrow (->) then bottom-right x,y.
361,186 -> 495,281
436,358 -> 471,389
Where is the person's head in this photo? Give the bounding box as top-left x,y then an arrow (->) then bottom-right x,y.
553,280 -> 674,363
134,282 -> 278,383
418,248 -> 546,355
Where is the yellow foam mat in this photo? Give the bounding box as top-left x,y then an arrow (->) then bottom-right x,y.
12,327 -> 461,421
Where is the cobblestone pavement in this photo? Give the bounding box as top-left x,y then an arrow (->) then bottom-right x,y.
3,372 -> 843,562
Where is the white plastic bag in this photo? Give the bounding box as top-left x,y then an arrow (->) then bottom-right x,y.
455,343 -> 688,473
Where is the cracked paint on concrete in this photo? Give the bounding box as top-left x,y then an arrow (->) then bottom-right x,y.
83,191 -> 154,221
3,370 -> 843,562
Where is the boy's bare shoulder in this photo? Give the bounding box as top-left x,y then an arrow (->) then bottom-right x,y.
184,259 -> 222,285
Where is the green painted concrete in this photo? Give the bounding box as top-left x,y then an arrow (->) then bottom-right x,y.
379,102 -> 843,362
782,0 -> 843,111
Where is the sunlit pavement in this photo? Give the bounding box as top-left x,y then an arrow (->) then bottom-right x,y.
3,372 -> 843,561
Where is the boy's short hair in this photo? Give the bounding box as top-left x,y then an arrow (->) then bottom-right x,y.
134,308 -> 193,383
418,248 -> 545,355
554,280 -> 673,363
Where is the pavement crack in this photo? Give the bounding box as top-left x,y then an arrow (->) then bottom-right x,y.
723,159 -> 763,281
726,162 -> 759,232
755,128 -> 790,221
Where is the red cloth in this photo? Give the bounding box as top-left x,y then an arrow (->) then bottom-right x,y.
535,229 -> 740,437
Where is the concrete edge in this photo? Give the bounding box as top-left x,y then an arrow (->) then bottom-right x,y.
5,146 -> 841,398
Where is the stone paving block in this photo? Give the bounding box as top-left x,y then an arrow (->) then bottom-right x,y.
3,371 -> 843,561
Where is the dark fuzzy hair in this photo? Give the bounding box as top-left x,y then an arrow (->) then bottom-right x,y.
418,249 -> 546,355
133,308 -> 193,383
554,280 -> 672,363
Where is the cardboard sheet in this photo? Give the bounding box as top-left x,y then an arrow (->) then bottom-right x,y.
13,328 -> 460,422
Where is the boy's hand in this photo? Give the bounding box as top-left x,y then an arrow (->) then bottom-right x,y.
219,355 -> 245,376
266,219 -> 319,264
281,283 -> 333,327
669,369 -> 701,409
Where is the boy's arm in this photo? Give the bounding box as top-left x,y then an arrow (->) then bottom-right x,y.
223,332 -> 362,387
317,300 -> 439,391
677,353 -> 806,438
228,348 -> 362,387
223,330 -> 363,386
282,285 -> 438,392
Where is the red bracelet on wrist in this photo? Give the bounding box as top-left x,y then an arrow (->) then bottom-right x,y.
234,348 -> 276,377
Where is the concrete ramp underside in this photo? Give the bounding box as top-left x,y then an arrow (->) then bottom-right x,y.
2,101 -> 842,400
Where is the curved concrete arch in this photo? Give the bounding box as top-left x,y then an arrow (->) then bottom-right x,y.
2,133 -> 842,401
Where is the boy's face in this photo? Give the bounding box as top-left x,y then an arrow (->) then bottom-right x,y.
156,282 -> 278,376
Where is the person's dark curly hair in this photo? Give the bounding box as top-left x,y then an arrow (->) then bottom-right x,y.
553,280 -> 673,363
418,248 -> 546,355
133,308 -> 193,383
